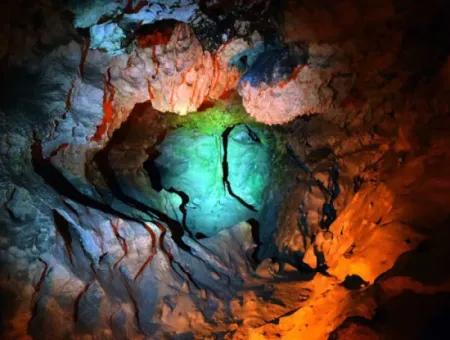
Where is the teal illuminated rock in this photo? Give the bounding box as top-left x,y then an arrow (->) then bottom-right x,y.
155,124 -> 275,237
90,22 -> 126,55
227,124 -> 273,208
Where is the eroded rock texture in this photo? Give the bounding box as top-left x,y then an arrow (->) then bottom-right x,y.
101,23 -> 249,140
1,0 -> 450,339
239,44 -> 350,125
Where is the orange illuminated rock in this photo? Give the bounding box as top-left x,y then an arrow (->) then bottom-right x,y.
246,274 -> 375,340
208,38 -> 249,100
239,65 -> 334,125
247,110 -> 450,339
302,183 -> 424,283
107,23 -> 212,124
147,23 -> 214,115
96,24 -> 246,140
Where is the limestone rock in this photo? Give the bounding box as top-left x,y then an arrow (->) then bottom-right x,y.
154,124 -> 273,236
72,0 -> 199,56
105,23 -> 212,138
5,186 -> 37,222
147,23 -> 214,115
105,24 -> 246,138
239,65 -> 330,124
2,1 -> 450,339
89,22 -> 125,55
72,0 -> 126,29
121,0 -> 198,25
208,38 -> 249,100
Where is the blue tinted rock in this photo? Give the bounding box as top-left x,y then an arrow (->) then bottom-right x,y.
155,125 -> 273,236
72,0 -> 125,28
228,125 -> 273,208
122,1 -> 198,25
90,22 -> 126,55
240,47 -> 301,87
229,42 -> 265,72
6,186 -> 37,222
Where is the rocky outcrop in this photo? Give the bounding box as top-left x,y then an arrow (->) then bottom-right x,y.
208,38 -> 249,100
144,24 -> 213,114
18,204 -> 260,339
242,0 -> 450,336
106,23 -> 212,130
100,24 -> 248,139
239,44 -> 351,124
248,109 -> 450,338
71,0 -> 198,55
239,64 -> 331,124
154,123 -> 275,237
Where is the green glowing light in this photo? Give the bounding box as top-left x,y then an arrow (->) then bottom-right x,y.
166,102 -> 258,135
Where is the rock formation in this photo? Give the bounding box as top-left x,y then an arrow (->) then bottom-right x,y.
100,23 -> 248,140
1,0 -> 450,339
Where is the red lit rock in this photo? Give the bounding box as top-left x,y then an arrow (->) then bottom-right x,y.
136,26 -> 173,48
208,38 -> 249,100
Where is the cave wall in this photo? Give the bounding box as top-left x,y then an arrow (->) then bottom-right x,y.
0,0 -> 450,339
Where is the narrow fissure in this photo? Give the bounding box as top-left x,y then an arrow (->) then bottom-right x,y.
247,218 -> 261,265
27,262 -> 52,335
74,281 -> 92,323
134,223 -> 157,281
166,187 -> 192,236
319,165 -> 339,229
110,220 -> 129,269
221,125 -> 257,212
298,203 -> 310,253
53,210 -> 74,265
245,125 -> 262,143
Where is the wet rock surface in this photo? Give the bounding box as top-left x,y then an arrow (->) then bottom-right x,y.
1,0 -> 450,339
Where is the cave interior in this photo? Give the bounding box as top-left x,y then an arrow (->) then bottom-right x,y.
1,0 -> 450,339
